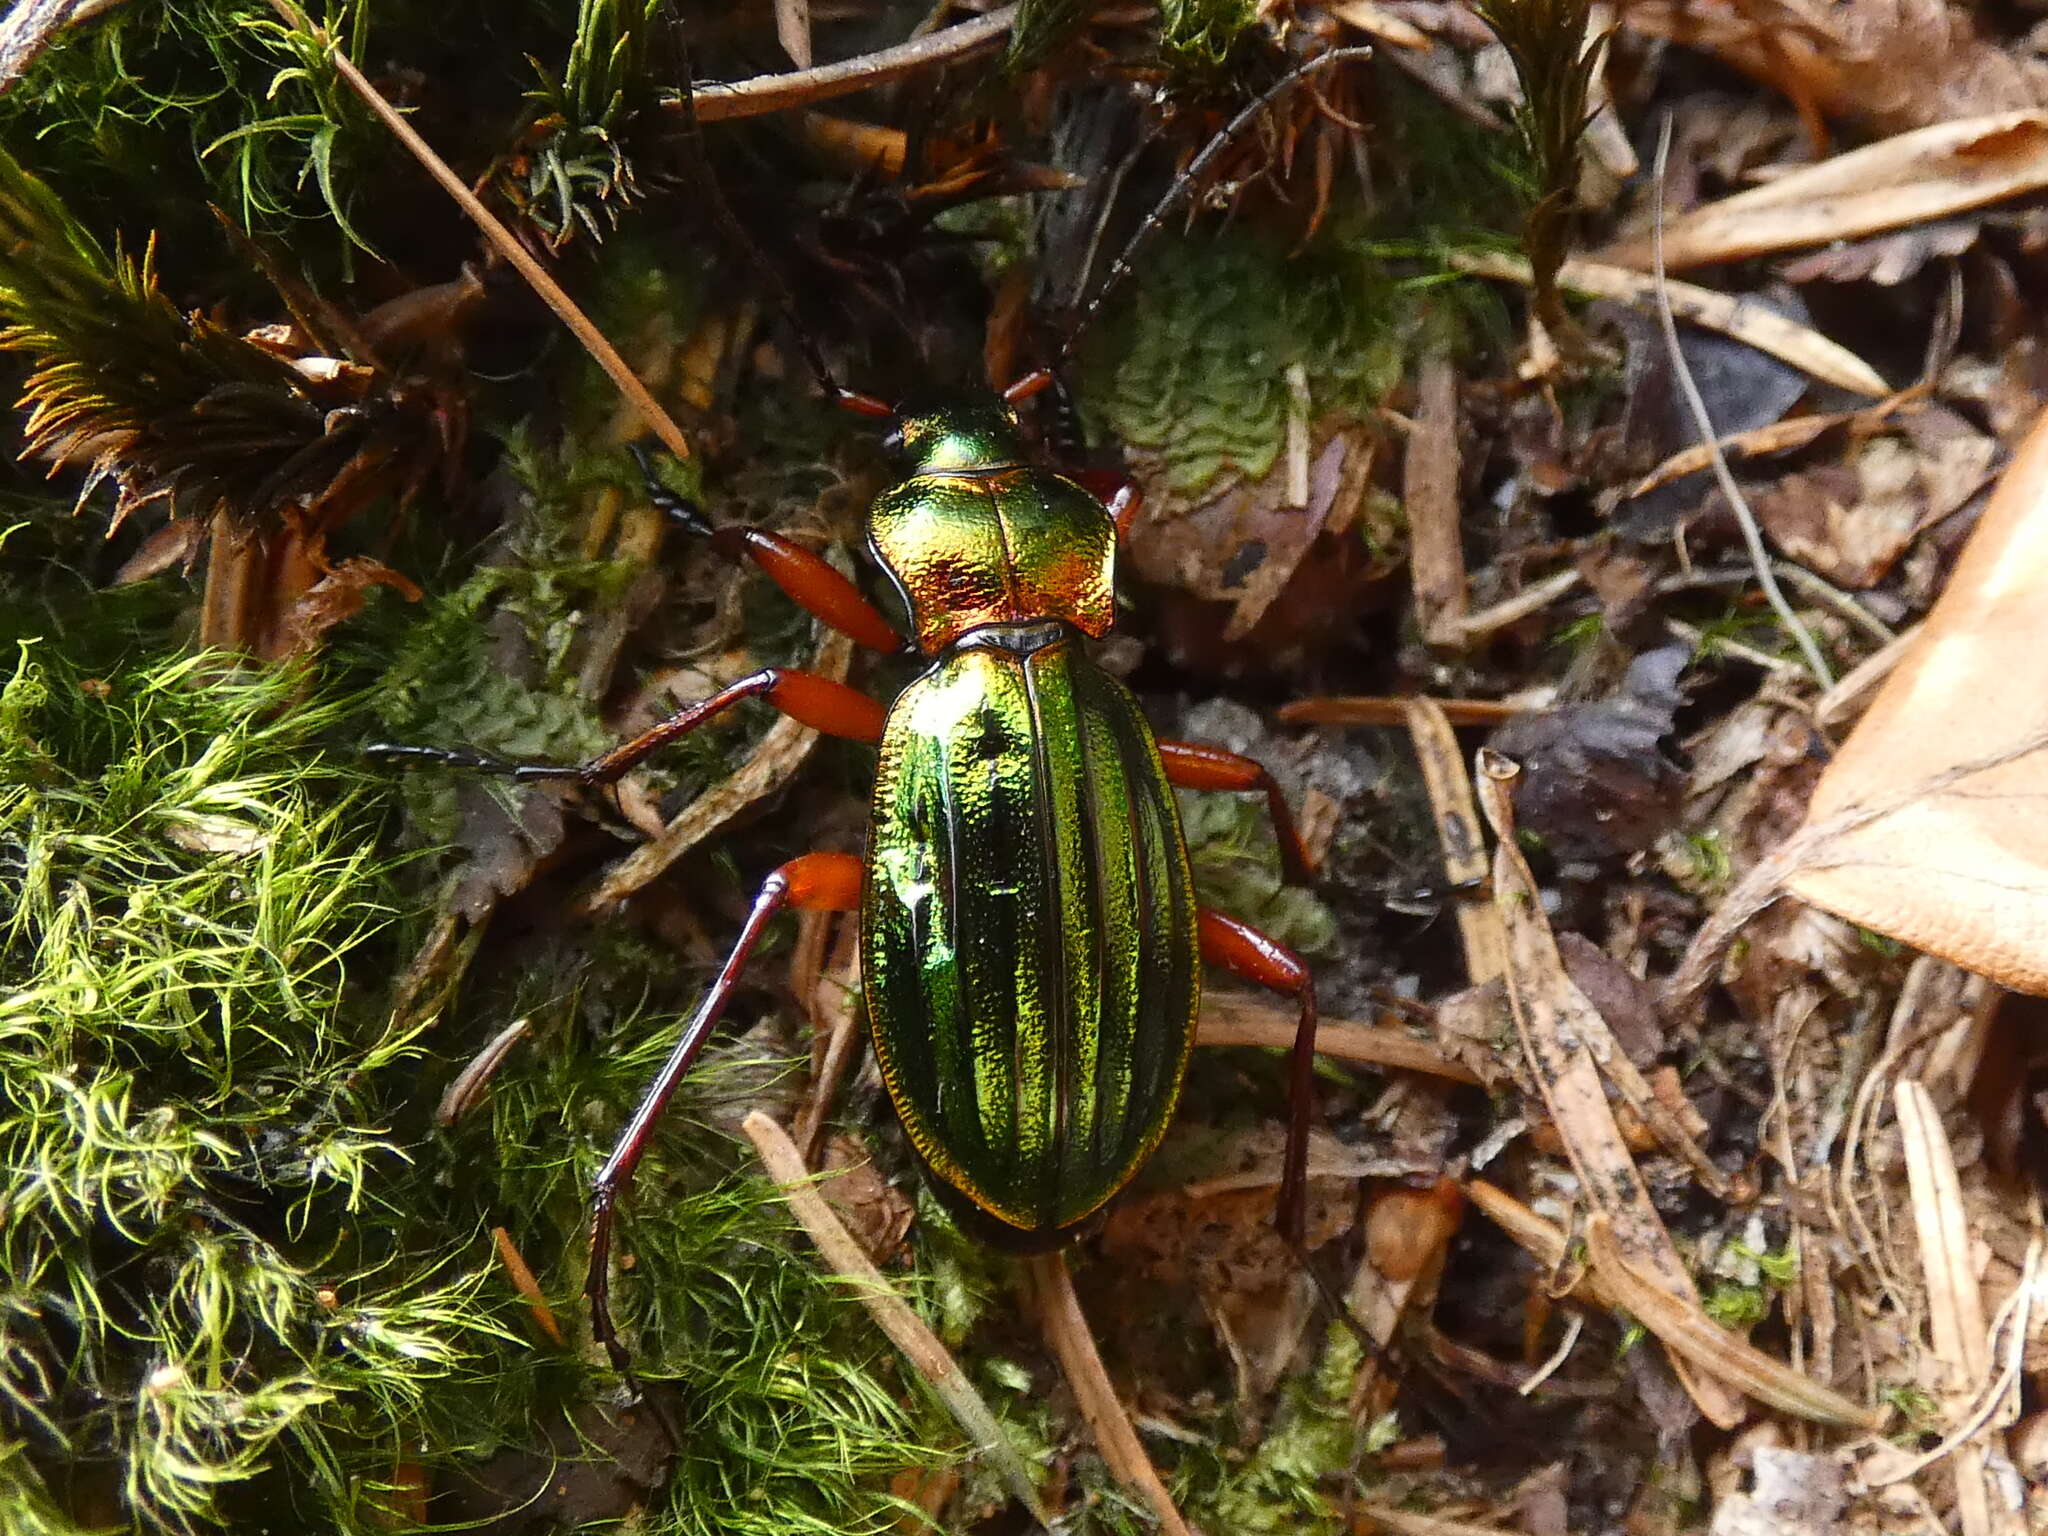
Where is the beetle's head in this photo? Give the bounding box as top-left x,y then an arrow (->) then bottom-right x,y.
879,393 -> 1029,474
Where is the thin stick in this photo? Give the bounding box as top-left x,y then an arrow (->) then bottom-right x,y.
795,917 -> 864,1164
1197,994 -> 1481,1084
742,1111 -> 1052,1528
1651,114 -> 1831,686
269,0 -> 692,464
678,5 -> 1019,123
1026,1251 -> 1192,1536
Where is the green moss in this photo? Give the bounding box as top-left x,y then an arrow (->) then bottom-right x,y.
0,647 -> 470,1529
1159,0 -> 1256,70
1180,1324 -> 1379,1533
0,0 -> 640,272
516,0 -> 665,247
1180,788 -> 1338,957
1081,233 -> 1405,499
0,646 -> 943,1533
0,1 -> 390,263
1006,0 -> 1090,70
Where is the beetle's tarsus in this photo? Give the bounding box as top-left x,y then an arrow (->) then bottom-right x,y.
365,741 -> 586,783
1284,1226 -> 1398,1372
628,440 -> 712,537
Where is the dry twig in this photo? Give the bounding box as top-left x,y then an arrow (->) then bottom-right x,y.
1027,1251 -> 1192,1536
1453,249 -> 1887,396
1403,698 -> 1507,984
743,1111 -> 1052,1526
577,630 -> 856,913
1895,1079 -> 2014,1535
1199,994 -> 1481,1084
490,1226 -> 566,1348
681,6 -> 1018,123
1405,351 -> 1468,646
1477,750 -> 1745,1425
1652,116 -> 1834,688
270,0 -> 693,465
1607,110 -> 2048,271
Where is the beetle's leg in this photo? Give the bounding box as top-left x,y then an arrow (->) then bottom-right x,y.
1159,741 -> 1318,886
630,444 -> 904,652
367,667 -> 886,787
1067,468 -> 1143,542
588,850 -> 864,1377
1195,908 -> 1320,1248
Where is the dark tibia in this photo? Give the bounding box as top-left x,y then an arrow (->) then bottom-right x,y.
586,851 -> 863,1377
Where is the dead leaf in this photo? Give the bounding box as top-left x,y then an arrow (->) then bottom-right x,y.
1622,0 -> 2048,139
285,556 -> 424,649
1486,646 -> 1689,863
1778,217 -> 1985,286
1707,1447 -> 1851,1536
1750,411 -> 1997,588
1123,425 -> 1374,642
1601,112 -> 2048,271
161,811 -> 270,856
113,517 -> 205,585
1785,404 -> 2048,993
1555,932 -> 1665,1067
817,1135 -> 913,1267
450,780 -> 569,922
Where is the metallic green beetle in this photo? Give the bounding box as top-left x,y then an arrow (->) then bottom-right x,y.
860,397 -> 1201,1243
372,389 -> 1325,1363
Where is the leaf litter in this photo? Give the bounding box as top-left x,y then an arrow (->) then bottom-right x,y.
5,0 -> 2048,1532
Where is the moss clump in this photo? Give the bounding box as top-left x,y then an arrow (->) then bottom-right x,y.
1159,0 -> 1257,69
1181,1325 -> 1389,1533
0,647 -> 481,1530
0,646 -> 944,1533
1081,232 -> 1405,499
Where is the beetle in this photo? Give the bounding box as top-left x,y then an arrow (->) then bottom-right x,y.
372,48 -> 1371,1373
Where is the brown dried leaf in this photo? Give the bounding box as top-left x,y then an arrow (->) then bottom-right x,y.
112,516 -> 204,585
1749,410 -> 1997,588
1623,0 -> 2048,138
285,555 -> 424,650
1123,425 -> 1374,642
1486,647 -> 1689,863
1785,406 -> 2048,993
1777,217 -> 1984,286
816,1135 -> 913,1267
1602,112 -> 2048,272
161,811 -> 269,856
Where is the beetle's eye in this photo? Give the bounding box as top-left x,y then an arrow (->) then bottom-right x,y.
880,422 -> 908,459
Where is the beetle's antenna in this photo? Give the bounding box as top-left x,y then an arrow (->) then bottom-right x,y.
670,26 -> 895,416
1052,45 -> 1374,370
